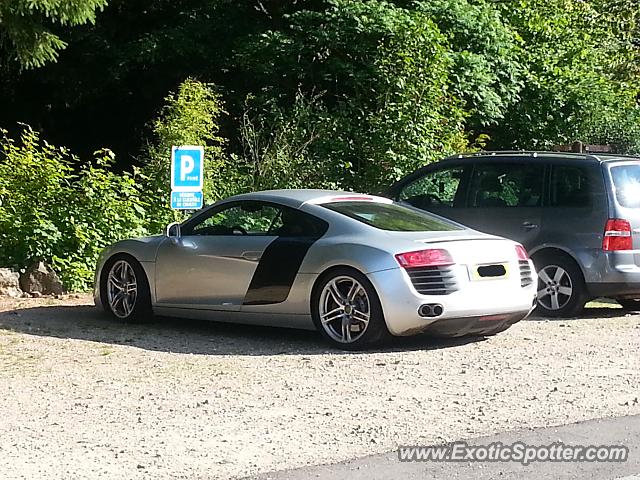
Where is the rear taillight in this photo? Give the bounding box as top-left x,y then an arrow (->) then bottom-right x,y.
515,244 -> 529,260
395,249 -> 454,268
603,218 -> 633,251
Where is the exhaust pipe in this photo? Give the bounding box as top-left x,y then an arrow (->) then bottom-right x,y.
419,303 -> 444,318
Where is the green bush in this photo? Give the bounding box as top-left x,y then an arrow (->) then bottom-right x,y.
237,93 -> 343,191
235,0 -> 470,192
0,126 -> 148,291
0,79 -> 245,291
491,0 -> 640,152
415,0 -> 524,130
140,78 -> 240,233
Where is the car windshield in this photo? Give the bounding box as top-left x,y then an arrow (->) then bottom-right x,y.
322,201 -> 462,232
611,163 -> 640,208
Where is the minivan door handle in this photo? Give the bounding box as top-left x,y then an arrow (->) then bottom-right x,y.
522,221 -> 539,230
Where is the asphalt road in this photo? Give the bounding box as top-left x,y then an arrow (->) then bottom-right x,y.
254,415 -> 640,480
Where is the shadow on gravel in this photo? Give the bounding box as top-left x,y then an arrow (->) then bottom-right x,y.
0,304 -> 485,356
530,305 -> 630,321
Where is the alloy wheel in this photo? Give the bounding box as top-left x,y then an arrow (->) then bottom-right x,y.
537,265 -> 573,311
107,260 -> 138,319
319,276 -> 371,344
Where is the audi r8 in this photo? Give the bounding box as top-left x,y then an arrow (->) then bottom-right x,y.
95,190 -> 538,349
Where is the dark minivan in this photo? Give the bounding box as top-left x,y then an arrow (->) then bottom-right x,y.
387,151 -> 640,317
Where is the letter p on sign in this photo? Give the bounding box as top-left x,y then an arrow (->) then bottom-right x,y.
171,146 -> 204,192
180,155 -> 195,181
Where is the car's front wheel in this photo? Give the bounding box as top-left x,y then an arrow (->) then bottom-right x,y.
617,298 -> 640,311
311,268 -> 389,350
100,254 -> 152,322
533,253 -> 587,318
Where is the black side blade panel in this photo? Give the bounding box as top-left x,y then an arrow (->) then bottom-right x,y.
242,237 -> 316,305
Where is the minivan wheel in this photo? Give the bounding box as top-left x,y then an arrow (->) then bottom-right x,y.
533,254 -> 587,318
617,299 -> 640,311
311,267 -> 389,350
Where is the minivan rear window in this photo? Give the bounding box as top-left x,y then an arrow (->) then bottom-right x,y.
611,164 -> 640,208
322,201 -> 462,232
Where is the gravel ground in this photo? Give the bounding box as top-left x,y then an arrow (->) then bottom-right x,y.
0,295 -> 638,480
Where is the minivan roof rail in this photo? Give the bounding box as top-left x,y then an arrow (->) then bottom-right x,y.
444,151 -> 639,162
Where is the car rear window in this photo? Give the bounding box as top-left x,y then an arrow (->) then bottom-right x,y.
611,164 -> 640,208
322,201 -> 462,232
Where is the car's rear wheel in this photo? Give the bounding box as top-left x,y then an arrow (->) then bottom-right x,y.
100,254 -> 152,323
617,298 -> 640,311
311,268 -> 389,350
533,253 -> 587,318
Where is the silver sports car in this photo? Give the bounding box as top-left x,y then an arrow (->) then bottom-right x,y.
95,190 -> 537,349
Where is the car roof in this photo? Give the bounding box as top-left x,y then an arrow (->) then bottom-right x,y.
223,189 -> 378,208
443,151 -> 640,163
386,150 -> 640,195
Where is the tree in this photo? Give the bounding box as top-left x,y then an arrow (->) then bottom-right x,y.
0,0 -> 107,69
235,0 -> 469,191
587,0 -> 640,80
489,0 -> 640,152
0,0 -> 293,161
0,126 -> 148,290
140,78 -> 234,233
415,0 -> 523,130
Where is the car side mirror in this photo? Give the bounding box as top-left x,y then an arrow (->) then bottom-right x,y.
166,222 -> 181,237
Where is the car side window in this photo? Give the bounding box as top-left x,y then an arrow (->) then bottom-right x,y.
267,208 -> 329,238
185,201 -> 282,236
468,163 -> 544,208
398,166 -> 467,209
182,201 -> 328,237
549,165 -> 594,208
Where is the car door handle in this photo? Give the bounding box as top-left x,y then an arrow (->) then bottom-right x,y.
241,251 -> 262,261
522,222 -> 539,230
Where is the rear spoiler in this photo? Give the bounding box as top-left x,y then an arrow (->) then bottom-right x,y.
303,195 -> 393,206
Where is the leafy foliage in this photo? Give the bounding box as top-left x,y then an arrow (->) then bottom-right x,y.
0,0 -> 108,69
238,93 -> 341,191
587,0 -> 640,80
1,0 -> 638,159
0,126 -> 147,290
415,0 -> 523,129
236,0 -> 469,191
140,78 -> 235,233
490,0 -> 640,151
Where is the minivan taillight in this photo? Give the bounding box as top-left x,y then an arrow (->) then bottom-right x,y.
395,249 -> 454,268
603,219 -> 633,251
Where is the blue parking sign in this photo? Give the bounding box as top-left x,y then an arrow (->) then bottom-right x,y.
171,146 -> 204,192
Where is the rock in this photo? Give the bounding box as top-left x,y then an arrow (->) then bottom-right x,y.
19,262 -> 64,295
0,268 -> 22,297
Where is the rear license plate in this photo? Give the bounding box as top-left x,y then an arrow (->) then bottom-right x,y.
471,263 -> 509,281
